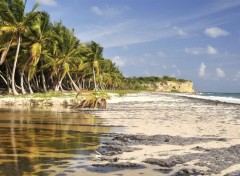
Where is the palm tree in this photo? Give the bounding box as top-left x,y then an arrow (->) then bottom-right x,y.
84,41 -> 104,90
24,11 -> 52,93
41,22 -> 82,92
0,1 -> 128,94
0,0 -> 39,95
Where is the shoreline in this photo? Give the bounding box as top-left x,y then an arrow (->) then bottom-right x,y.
89,92 -> 240,175
0,92 -> 240,175
175,93 -> 240,105
0,92 -> 240,109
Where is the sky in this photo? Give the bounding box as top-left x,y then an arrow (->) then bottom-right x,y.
26,0 -> 240,92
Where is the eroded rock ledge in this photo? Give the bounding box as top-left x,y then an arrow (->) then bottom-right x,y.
94,134 -> 240,176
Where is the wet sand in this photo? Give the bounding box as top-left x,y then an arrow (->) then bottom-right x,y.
0,92 -> 240,175
90,92 -> 240,175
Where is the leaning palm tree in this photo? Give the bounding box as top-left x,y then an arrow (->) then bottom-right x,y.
83,41 -> 104,90
24,11 -> 52,93
0,0 -> 39,95
41,22 -> 82,92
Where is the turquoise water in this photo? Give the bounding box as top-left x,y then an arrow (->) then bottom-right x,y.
200,92 -> 240,99
179,92 -> 240,104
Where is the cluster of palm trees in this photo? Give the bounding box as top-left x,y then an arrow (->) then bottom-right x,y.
0,0 -> 125,95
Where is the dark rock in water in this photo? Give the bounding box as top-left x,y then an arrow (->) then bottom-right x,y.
101,156 -> 119,162
108,133 -> 227,146
174,168 -> 211,175
192,146 -> 210,152
98,133 -> 240,175
92,162 -> 140,168
63,170 -> 76,173
101,140 -> 141,156
164,138 -> 170,142
224,170 -> 240,176
154,168 -> 173,174
143,158 -> 184,167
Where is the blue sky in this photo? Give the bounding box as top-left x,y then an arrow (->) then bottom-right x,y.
26,0 -> 240,92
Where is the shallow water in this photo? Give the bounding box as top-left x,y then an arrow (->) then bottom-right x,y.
0,108 -> 121,176
0,93 -> 240,175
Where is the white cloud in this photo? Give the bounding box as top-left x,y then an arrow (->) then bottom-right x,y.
185,48 -> 203,55
111,56 -> 125,67
37,0 -> 57,6
174,26 -> 187,37
207,45 -> 218,54
90,5 -> 130,17
199,62 -> 206,77
204,27 -> 229,38
158,51 -> 167,58
77,1 -> 240,48
185,45 -> 218,55
91,6 -> 103,16
233,71 -> 240,81
216,68 -> 226,78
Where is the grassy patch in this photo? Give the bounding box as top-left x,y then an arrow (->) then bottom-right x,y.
0,92 -> 77,99
0,89 -> 150,99
104,89 -> 150,96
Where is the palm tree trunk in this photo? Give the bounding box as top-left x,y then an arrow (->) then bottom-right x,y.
41,71 -> 47,92
27,76 -> 34,94
6,65 -> 12,94
59,84 -> 64,92
54,85 -> 60,92
28,82 -> 34,94
0,72 -> 8,85
20,57 -> 31,94
0,37 -> 13,65
88,79 -> 91,89
82,79 -> 85,89
34,75 -> 39,90
55,75 -> 65,92
11,36 -> 21,95
20,73 -> 26,94
93,67 -> 97,90
67,72 -> 80,91
77,79 -> 82,89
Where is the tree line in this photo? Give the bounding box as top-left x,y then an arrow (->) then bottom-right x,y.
0,0 -> 191,95
0,0 -> 126,95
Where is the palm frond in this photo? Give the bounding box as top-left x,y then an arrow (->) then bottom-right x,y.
0,0 -> 16,24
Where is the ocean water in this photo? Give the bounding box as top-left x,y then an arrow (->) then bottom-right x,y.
179,92 -> 240,104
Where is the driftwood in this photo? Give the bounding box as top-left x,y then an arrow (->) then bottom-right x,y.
74,97 -> 107,109
74,90 -> 108,109
75,89 -> 89,98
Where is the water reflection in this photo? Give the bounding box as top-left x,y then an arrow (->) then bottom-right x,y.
0,108 -> 112,175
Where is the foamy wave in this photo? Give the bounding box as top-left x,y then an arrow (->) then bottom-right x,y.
177,94 -> 240,104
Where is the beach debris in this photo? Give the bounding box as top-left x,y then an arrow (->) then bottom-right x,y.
92,151 -> 102,161
92,162 -> 140,168
4,101 -> 15,105
73,92 -> 109,109
224,170 -> 240,176
174,168 -> 211,176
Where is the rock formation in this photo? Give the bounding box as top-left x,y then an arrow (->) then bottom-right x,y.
144,81 -> 195,93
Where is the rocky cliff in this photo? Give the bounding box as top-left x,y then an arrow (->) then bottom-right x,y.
145,81 -> 195,93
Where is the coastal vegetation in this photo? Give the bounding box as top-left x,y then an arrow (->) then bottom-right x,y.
0,0 -> 125,95
0,0 -> 192,96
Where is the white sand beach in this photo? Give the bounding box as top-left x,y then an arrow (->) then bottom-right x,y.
0,92 -> 239,175
90,92 -> 240,175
